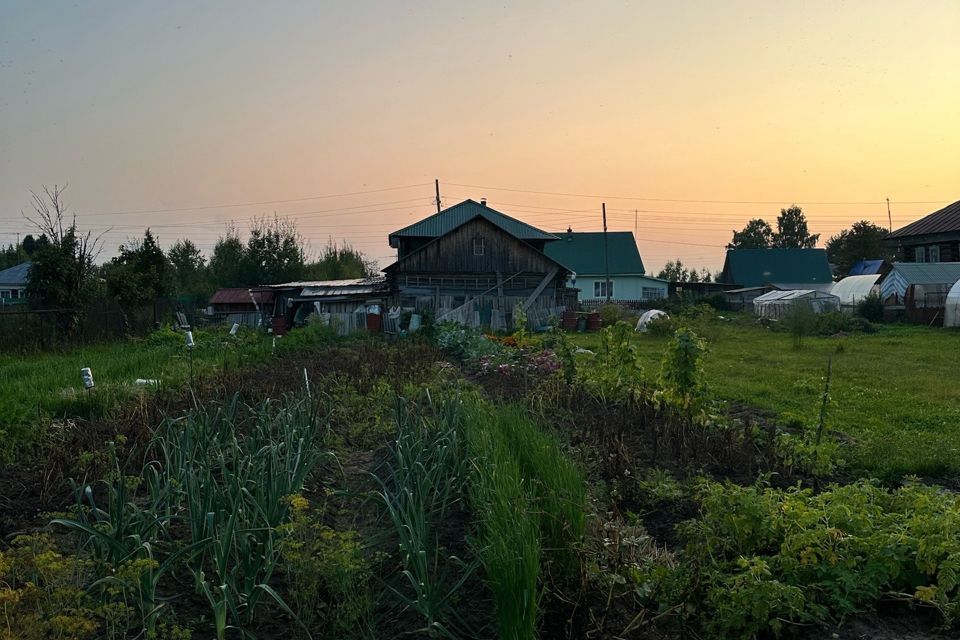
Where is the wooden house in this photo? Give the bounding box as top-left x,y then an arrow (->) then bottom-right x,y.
384,199 -> 570,329
720,248 -> 834,290
886,200 -> 960,263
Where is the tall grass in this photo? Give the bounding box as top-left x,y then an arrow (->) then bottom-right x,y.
460,397 -> 587,640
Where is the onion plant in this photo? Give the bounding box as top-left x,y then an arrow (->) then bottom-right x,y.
375,394 -> 477,638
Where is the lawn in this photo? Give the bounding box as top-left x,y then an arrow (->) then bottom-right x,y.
0,326 -> 272,459
570,318 -> 960,479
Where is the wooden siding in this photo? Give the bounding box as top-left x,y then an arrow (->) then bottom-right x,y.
388,217 -> 562,276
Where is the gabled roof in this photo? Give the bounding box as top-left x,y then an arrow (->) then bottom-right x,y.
544,231 -> 646,275
888,200 -> 960,239
0,262 -> 31,285
721,249 -> 833,288
388,199 -> 557,246
848,259 -> 886,276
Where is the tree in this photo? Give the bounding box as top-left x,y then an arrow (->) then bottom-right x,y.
773,205 -> 819,249
104,229 -> 172,305
657,259 -> 688,282
168,239 -> 209,298
208,225 -> 249,288
23,184 -> 104,319
303,241 -> 376,280
728,218 -> 774,250
245,215 -> 306,284
825,220 -> 892,277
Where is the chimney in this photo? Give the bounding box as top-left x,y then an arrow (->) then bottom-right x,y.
566,226 -> 573,240
480,198 -> 487,207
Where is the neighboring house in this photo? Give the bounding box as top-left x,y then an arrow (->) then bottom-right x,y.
384,199 -> 570,329
879,262 -> 960,324
886,200 -> 960,263
719,249 -> 833,290
544,229 -> 668,303
0,262 -> 30,303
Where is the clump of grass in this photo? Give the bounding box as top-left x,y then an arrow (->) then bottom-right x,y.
460,397 -> 586,640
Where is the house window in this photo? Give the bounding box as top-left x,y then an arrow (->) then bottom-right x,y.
929,244 -> 940,263
593,280 -> 613,298
473,237 -> 484,256
642,287 -> 665,300
914,246 -> 926,262
0,291 -> 9,299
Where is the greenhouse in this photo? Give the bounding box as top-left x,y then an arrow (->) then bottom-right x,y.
945,280 -> 960,328
832,274 -> 881,311
753,289 -> 840,320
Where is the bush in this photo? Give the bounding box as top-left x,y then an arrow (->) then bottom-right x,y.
701,293 -> 730,312
856,292 -> 884,322
645,314 -> 679,337
599,303 -> 625,326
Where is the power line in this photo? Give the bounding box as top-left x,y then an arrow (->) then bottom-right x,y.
445,181 -> 951,206
14,183 -> 432,219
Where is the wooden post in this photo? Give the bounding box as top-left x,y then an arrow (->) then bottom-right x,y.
435,179 -> 441,213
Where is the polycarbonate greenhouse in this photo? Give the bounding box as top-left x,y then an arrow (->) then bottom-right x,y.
945,280 -> 960,328
752,289 -> 840,320
831,274 -> 881,311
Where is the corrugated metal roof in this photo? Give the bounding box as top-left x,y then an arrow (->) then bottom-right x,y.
544,231 -> 646,275
888,200 -> 960,238
886,262 -> 960,285
848,259 -> 886,276
0,262 -> 31,285
389,200 -> 557,244
721,249 -> 833,287
265,276 -> 386,289
210,288 -> 275,305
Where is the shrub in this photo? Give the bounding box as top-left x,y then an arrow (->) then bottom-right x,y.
599,303 -> 624,326
644,314 -> 679,337
856,292 -> 884,322
783,301 -> 816,348
701,293 -> 730,312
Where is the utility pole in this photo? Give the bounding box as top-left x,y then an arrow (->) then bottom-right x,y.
435,179 -> 442,213
886,197 -> 892,233
634,209 -> 638,239
603,203 -> 611,302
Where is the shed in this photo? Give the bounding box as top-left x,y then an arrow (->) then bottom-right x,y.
945,280 -> 960,328
831,274 -> 881,310
753,289 -> 840,320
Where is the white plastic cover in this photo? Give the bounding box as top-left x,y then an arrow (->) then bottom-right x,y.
945,280 -> 960,328
832,274 -> 881,307
753,289 -> 840,320
636,309 -> 668,332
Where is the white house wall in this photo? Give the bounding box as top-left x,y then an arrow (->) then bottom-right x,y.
572,274 -> 668,301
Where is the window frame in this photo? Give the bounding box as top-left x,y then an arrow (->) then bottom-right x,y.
472,236 -> 485,256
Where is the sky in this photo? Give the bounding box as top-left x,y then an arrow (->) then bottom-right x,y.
1,1 -> 958,273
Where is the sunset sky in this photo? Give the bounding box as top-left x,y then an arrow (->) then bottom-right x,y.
1,1 -> 958,273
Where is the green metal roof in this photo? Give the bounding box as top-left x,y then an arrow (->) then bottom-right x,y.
544,231 -> 646,275
721,249 -> 833,287
388,199 -> 557,246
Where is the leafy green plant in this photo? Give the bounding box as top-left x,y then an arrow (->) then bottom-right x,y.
375,394 -> 475,638
280,495 -> 372,639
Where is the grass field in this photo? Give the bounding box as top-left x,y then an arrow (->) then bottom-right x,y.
0,326 -> 272,458
570,317 -> 960,479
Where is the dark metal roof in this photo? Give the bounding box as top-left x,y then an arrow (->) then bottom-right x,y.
0,262 -> 31,285
544,231 -> 646,275
388,199 -> 557,245
721,249 -> 833,288
888,200 -> 960,239
210,288 -> 275,305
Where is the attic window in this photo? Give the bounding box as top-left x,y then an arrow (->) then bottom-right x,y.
473,237 -> 485,256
